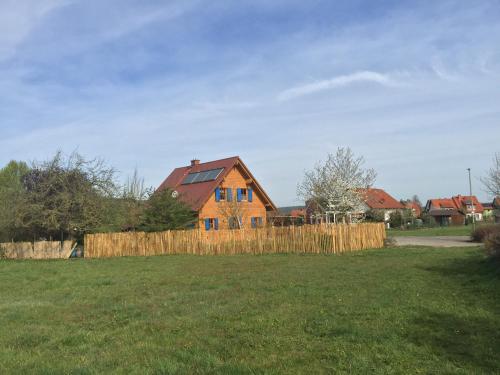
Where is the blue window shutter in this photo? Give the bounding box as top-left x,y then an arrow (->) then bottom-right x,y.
214,218 -> 219,230
248,188 -> 253,202
237,188 -> 242,202
215,188 -> 221,202
227,188 -> 233,202
251,217 -> 256,228
205,219 -> 211,231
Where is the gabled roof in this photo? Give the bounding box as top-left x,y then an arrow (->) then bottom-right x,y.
427,198 -> 457,210
452,195 -> 484,213
360,188 -> 405,210
157,156 -> 277,212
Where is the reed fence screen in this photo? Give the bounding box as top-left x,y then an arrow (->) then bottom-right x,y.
84,223 -> 386,258
0,241 -> 76,259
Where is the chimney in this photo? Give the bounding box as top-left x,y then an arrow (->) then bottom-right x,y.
191,159 -> 200,166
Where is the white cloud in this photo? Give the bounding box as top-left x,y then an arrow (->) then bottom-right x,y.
277,71 -> 397,101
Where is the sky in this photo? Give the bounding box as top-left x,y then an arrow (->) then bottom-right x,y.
1,0 -> 499,206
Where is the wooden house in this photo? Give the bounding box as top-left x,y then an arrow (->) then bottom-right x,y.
157,157 -> 277,230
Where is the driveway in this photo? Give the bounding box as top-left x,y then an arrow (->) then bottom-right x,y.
393,236 -> 481,248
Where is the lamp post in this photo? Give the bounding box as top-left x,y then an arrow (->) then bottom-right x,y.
467,168 -> 476,231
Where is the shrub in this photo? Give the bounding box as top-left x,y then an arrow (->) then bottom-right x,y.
365,209 -> 385,223
484,232 -> 500,259
471,224 -> 500,243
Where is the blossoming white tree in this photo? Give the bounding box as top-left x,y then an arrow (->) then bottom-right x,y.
298,147 -> 376,223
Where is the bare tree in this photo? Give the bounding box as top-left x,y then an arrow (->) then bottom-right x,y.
481,153 -> 500,197
412,195 -> 422,207
121,168 -> 152,231
298,147 -> 376,222
217,200 -> 246,229
123,168 -> 151,201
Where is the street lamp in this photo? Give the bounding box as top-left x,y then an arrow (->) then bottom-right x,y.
467,168 -> 476,231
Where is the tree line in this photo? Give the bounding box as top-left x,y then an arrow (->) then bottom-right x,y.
0,151 -> 195,242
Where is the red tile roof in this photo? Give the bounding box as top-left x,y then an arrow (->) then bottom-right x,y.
157,156 -> 277,212
452,195 -> 484,214
426,195 -> 484,214
360,188 -> 405,209
427,198 -> 457,210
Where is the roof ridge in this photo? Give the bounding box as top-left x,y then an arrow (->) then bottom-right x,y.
183,156 -> 239,168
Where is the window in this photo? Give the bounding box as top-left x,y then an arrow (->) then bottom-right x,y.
229,217 -> 240,229
238,188 -> 253,201
251,217 -> 264,228
215,188 -> 233,202
239,188 -> 247,201
204,218 -> 219,231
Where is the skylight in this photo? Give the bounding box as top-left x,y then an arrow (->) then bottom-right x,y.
182,168 -> 224,185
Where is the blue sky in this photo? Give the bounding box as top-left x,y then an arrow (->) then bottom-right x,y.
1,0 -> 499,206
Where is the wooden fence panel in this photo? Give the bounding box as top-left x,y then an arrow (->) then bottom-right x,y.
0,240 -> 75,259
84,224 -> 386,258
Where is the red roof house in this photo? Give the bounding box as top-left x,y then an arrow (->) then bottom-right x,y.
425,195 -> 484,225
358,188 -> 405,223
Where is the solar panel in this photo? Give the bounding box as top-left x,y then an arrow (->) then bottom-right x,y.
182,168 -> 224,185
183,173 -> 197,184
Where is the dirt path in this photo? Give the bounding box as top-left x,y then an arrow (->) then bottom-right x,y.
393,236 -> 481,248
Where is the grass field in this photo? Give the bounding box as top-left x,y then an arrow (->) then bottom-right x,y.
1,247 -> 499,374
388,225 -> 475,237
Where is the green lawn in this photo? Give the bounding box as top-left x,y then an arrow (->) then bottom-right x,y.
0,248 -> 499,374
388,225 -> 475,237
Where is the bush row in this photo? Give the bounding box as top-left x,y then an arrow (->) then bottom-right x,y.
472,224 -> 500,259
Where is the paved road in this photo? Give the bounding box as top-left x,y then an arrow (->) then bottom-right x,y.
393,236 -> 481,248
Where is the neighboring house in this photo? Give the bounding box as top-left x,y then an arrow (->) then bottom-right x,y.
278,206 -> 306,218
425,198 -> 463,226
305,188 -> 404,224
493,197 -> 500,224
425,195 -> 484,226
452,195 -> 484,222
359,188 -> 406,223
157,157 -> 277,230
271,206 -> 306,226
402,201 -> 422,218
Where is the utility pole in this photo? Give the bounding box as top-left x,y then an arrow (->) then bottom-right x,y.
467,168 -> 476,231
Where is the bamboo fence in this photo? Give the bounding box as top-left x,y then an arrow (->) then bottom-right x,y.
84,223 -> 386,258
0,240 -> 75,259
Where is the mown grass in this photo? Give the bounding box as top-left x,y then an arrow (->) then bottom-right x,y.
388,225 -> 475,237
0,247 -> 499,374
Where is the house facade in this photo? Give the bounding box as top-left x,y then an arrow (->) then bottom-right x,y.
425,195 -> 484,226
157,157 -> 277,230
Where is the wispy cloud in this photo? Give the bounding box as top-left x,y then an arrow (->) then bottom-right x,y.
277,71 -> 397,101
0,0 -> 69,61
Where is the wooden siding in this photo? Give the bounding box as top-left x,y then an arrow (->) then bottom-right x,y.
198,166 -> 268,230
